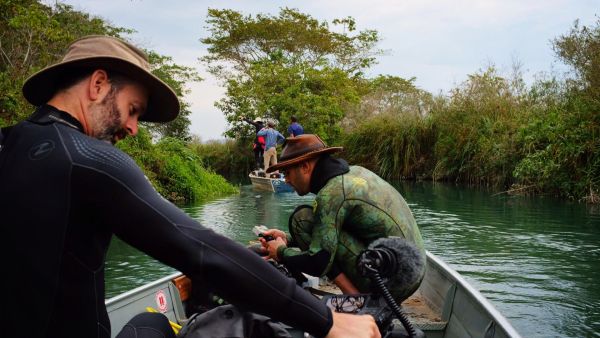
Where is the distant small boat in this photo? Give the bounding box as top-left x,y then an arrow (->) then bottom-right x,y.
248,170 -> 294,193
106,251 -> 522,337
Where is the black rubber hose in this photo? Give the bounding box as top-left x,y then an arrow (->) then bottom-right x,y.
367,266 -> 416,338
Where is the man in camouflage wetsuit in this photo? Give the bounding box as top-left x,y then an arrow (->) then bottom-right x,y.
260,134 -> 426,301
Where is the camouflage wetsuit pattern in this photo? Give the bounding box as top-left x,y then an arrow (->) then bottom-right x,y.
282,165 -> 426,300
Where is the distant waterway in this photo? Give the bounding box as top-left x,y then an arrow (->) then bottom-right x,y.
106,181 -> 600,338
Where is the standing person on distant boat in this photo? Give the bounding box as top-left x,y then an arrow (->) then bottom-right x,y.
257,120 -> 285,173
241,116 -> 266,169
287,115 -> 304,137
0,36 -> 380,338
259,134 -> 426,302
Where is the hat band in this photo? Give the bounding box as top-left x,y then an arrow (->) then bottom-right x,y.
280,143 -> 325,161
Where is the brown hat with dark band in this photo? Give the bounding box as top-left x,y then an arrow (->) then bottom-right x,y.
266,134 -> 343,173
22,35 -> 180,123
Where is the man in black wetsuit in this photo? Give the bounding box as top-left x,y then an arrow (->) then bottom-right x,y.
0,36 -> 379,338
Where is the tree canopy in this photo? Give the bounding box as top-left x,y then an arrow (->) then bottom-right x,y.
553,18 -> 600,99
202,8 -> 380,77
202,7 -> 382,143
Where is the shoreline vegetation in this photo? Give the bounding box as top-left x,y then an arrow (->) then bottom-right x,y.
0,1 -> 238,203
340,64 -> 600,204
195,9 -> 600,204
1,2 -> 598,203
118,129 -> 238,203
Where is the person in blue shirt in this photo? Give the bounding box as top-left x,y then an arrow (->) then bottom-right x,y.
257,121 -> 285,172
287,115 -> 304,137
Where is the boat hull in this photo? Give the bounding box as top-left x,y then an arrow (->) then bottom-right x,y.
106,251 -> 522,338
249,174 -> 294,193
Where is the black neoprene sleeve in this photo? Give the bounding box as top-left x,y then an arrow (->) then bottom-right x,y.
69,148 -> 334,337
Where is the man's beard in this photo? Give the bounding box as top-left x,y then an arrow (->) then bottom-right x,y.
90,87 -> 128,144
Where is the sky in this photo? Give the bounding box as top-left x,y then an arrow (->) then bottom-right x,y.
44,0 -> 599,141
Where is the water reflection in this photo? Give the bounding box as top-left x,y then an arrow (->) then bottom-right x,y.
394,181 -> 600,338
104,237 -> 176,296
187,187 -> 314,244
105,187 -> 313,297
106,181 -> 600,338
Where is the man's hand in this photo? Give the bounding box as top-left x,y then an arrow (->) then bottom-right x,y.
260,237 -> 286,261
326,312 -> 381,338
258,228 -> 288,260
261,229 -> 288,243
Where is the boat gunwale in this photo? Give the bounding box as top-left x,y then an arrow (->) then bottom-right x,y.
426,251 -> 522,338
105,271 -> 182,306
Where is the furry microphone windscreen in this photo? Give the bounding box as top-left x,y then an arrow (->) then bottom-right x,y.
367,236 -> 425,291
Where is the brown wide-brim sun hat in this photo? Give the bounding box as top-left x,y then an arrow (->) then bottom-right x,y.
266,134 -> 343,173
22,35 -> 180,123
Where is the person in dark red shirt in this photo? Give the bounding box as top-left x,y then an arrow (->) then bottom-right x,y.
241,116 -> 266,169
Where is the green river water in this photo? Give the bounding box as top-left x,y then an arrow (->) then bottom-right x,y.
105,181 -> 600,338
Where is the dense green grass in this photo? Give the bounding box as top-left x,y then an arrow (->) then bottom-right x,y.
118,128 -> 238,203
188,138 -> 255,182
341,67 -> 599,202
342,113 -> 435,180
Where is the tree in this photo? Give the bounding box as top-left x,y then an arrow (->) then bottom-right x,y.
217,58 -> 360,143
202,8 -> 380,77
431,66 -> 525,185
342,75 -> 434,130
201,8 -> 381,143
0,1 -> 127,125
553,18 -> 600,99
144,51 -> 202,140
0,0 -> 200,141
512,19 -> 600,201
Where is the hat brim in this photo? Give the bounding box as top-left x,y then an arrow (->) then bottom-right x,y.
266,146 -> 343,173
22,56 -> 180,123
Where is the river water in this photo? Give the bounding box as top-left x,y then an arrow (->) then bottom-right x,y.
105,181 -> 600,337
